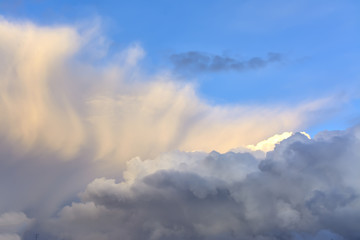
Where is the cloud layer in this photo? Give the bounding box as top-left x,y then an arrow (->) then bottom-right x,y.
37,127 -> 360,240
0,17 -> 358,240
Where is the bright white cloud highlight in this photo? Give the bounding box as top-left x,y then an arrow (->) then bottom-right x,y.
246,131 -> 311,152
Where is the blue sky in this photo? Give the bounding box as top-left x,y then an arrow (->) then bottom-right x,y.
1,0 -> 360,134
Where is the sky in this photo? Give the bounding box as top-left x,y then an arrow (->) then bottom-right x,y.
0,1 -> 360,240
2,0 -> 359,135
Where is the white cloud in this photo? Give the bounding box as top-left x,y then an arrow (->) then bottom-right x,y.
246,131 -> 311,152
0,18 -> 84,158
246,131 -> 293,152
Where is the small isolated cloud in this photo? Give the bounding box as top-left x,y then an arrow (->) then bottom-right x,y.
39,126 -> 360,240
170,51 -> 282,74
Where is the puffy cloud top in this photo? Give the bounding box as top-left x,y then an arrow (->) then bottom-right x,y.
39,127 -> 360,240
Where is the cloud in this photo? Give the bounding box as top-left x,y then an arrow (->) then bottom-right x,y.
0,17 -> 357,240
0,212 -> 33,240
0,17 -> 336,163
0,17 -> 84,158
169,51 -> 282,74
37,126 -> 360,240
246,131 -> 311,152
0,17 -> 337,223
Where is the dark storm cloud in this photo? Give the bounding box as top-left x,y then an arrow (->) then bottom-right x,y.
34,127 -> 360,240
169,51 -> 282,74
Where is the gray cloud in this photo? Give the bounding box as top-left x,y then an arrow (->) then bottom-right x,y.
0,212 -> 33,240
30,127 -> 360,240
170,51 -> 282,74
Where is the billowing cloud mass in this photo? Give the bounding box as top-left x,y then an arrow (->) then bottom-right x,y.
0,17 -> 359,240
32,127 -> 360,240
170,51 -> 282,75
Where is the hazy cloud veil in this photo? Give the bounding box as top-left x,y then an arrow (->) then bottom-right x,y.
0,18 -> 358,240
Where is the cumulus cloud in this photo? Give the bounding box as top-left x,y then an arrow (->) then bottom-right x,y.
37,126 -> 360,240
170,51 -> 282,75
245,131 -> 311,152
